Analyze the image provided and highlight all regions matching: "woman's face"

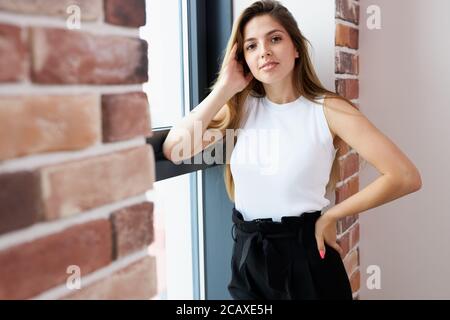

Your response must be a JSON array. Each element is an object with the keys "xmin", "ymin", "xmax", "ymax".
[{"xmin": 242, "ymin": 15, "xmax": 299, "ymax": 85}]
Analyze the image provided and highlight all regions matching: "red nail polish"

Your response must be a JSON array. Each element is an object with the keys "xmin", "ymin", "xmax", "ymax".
[{"xmin": 320, "ymin": 250, "xmax": 325, "ymax": 259}]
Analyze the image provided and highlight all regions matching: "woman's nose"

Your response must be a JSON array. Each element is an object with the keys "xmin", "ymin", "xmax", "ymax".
[{"xmin": 261, "ymin": 45, "xmax": 272, "ymax": 58}]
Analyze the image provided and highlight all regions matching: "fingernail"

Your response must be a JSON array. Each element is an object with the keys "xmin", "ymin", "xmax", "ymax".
[{"xmin": 319, "ymin": 250, "xmax": 325, "ymax": 259}]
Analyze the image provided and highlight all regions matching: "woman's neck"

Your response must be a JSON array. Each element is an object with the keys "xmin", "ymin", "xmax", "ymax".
[{"xmin": 263, "ymin": 79, "xmax": 298, "ymax": 104}]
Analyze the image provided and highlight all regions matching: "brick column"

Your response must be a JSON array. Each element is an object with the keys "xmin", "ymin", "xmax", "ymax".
[
  {"xmin": 0, "ymin": 0, "xmax": 156, "ymax": 299},
  {"xmin": 335, "ymin": 0, "xmax": 361, "ymax": 299}
]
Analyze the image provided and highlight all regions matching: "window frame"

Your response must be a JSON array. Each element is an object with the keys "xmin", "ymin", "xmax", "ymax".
[
  {"xmin": 146, "ymin": 0, "xmax": 233, "ymax": 183},
  {"xmin": 146, "ymin": 0, "xmax": 234, "ymax": 300}
]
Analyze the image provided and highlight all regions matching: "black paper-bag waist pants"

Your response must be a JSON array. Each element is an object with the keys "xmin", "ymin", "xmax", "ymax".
[{"xmin": 228, "ymin": 206, "xmax": 353, "ymax": 300}]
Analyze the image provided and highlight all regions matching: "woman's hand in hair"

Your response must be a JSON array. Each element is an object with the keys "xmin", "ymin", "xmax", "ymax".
[
  {"xmin": 217, "ymin": 42, "xmax": 253, "ymax": 97},
  {"xmin": 314, "ymin": 212, "xmax": 343, "ymax": 260}
]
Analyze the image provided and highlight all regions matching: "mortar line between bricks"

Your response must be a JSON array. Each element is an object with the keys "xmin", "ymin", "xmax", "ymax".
[
  {"xmin": 349, "ymin": 266, "xmax": 360, "ymax": 281},
  {"xmin": 335, "ymin": 46, "xmax": 359, "ymax": 55},
  {"xmin": 0, "ymin": 12, "xmax": 140, "ymax": 37},
  {"xmin": 0, "ymin": 193, "xmax": 148, "ymax": 251},
  {"xmin": 337, "ymin": 148, "xmax": 359, "ymax": 161},
  {"xmin": 335, "ymin": 74, "xmax": 359, "ymax": 80},
  {"xmin": 32, "ymin": 248, "xmax": 151, "ymax": 300},
  {"xmin": 335, "ymin": 170, "xmax": 359, "ymax": 188},
  {"xmin": 344, "ymin": 252, "xmax": 360, "ymax": 279},
  {"xmin": 335, "ymin": 18, "xmax": 359, "ymax": 29},
  {"xmin": 0, "ymin": 137, "xmax": 147, "ymax": 173},
  {"xmin": 337, "ymin": 218, "xmax": 359, "ymax": 241},
  {"xmin": 0, "ymin": 83, "xmax": 144, "ymax": 95},
  {"xmin": 343, "ymin": 245, "xmax": 360, "ymax": 263}
]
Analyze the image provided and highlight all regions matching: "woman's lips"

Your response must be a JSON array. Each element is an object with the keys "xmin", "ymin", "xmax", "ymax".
[{"xmin": 261, "ymin": 63, "xmax": 279, "ymax": 71}]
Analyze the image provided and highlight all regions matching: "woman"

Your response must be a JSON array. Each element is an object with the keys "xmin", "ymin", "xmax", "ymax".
[{"xmin": 163, "ymin": 0, "xmax": 422, "ymax": 300}]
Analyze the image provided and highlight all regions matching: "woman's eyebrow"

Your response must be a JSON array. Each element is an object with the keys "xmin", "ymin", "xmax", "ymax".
[{"xmin": 244, "ymin": 29, "xmax": 284, "ymax": 43}]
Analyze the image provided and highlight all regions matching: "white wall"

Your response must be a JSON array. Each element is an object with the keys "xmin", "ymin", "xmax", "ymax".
[
  {"xmin": 233, "ymin": 0, "xmax": 450, "ymax": 299},
  {"xmin": 359, "ymin": 0, "xmax": 450, "ymax": 299}
]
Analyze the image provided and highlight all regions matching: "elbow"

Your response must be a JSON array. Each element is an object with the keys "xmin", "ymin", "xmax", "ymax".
[
  {"xmin": 403, "ymin": 169, "xmax": 423, "ymax": 193},
  {"xmin": 162, "ymin": 135, "xmax": 192, "ymax": 164},
  {"xmin": 412, "ymin": 172, "xmax": 423, "ymax": 192},
  {"xmin": 162, "ymin": 134, "xmax": 178, "ymax": 163},
  {"xmin": 162, "ymin": 140, "xmax": 181, "ymax": 164},
  {"xmin": 162, "ymin": 141, "xmax": 173, "ymax": 162}
]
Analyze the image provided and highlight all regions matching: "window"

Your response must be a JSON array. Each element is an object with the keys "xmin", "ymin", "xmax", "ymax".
[
  {"xmin": 140, "ymin": 0, "xmax": 185, "ymax": 129},
  {"xmin": 141, "ymin": 0, "xmax": 196, "ymax": 299},
  {"xmin": 142, "ymin": 0, "xmax": 234, "ymax": 300},
  {"xmin": 146, "ymin": 173, "xmax": 194, "ymax": 299}
]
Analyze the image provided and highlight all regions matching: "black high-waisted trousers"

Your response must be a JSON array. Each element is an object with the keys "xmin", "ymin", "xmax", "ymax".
[{"xmin": 228, "ymin": 207, "xmax": 353, "ymax": 300}]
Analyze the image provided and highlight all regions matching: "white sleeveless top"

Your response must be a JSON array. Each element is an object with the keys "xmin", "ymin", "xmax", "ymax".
[{"xmin": 230, "ymin": 94, "xmax": 338, "ymax": 222}]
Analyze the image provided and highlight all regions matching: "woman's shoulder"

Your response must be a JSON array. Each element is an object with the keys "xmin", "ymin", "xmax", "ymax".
[
  {"xmin": 245, "ymin": 93, "xmax": 260, "ymax": 106},
  {"xmin": 322, "ymin": 95, "xmax": 361, "ymax": 140},
  {"xmin": 241, "ymin": 93, "xmax": 261, "ymax": 116},
  {"xmin": 322, "ymin": 95, "xmax": 360, "ymax": 116}
]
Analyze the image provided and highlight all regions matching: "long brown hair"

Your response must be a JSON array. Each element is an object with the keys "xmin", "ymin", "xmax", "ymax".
[{"xmin": 207, "ymin": 0, "xmax": 362, "ymax": 202}]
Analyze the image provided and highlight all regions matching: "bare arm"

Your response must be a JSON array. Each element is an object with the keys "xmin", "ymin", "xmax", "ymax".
[
  {"xmin": 162, "ymin": 42, "xmax": 253, "ymax": 163},
  {"xmin": 322, "ymin": 97, "xmax": 422, "ymax": 222},
  {"xmin": 162, "ymin": 85, "xmax": 233, "ymax": 162},
  {"xmin": 313, "ymin": 97, "xmax": 422, "ymax": 257}
]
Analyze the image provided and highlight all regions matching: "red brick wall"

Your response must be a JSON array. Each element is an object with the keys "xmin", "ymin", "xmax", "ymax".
[
  {"xmin": 0, "ymin": 0, "xmax": 156, "ymax": 299},
  {"xmin": 335, "ymin": 0, "xmax": 361, "ymax": 300}
]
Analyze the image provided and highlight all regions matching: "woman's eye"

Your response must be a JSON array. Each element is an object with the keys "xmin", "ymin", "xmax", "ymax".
[
  {"xmin": 272, "ymin": 36, "xmax": 281, "ymax": 42},
  {"xmin": 246, "ymin": 44, "xmax": 255, "ymax": 51},
  {"xmin": 246, "ymin": 36, "xmax": 282, "ymax": 51}
]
